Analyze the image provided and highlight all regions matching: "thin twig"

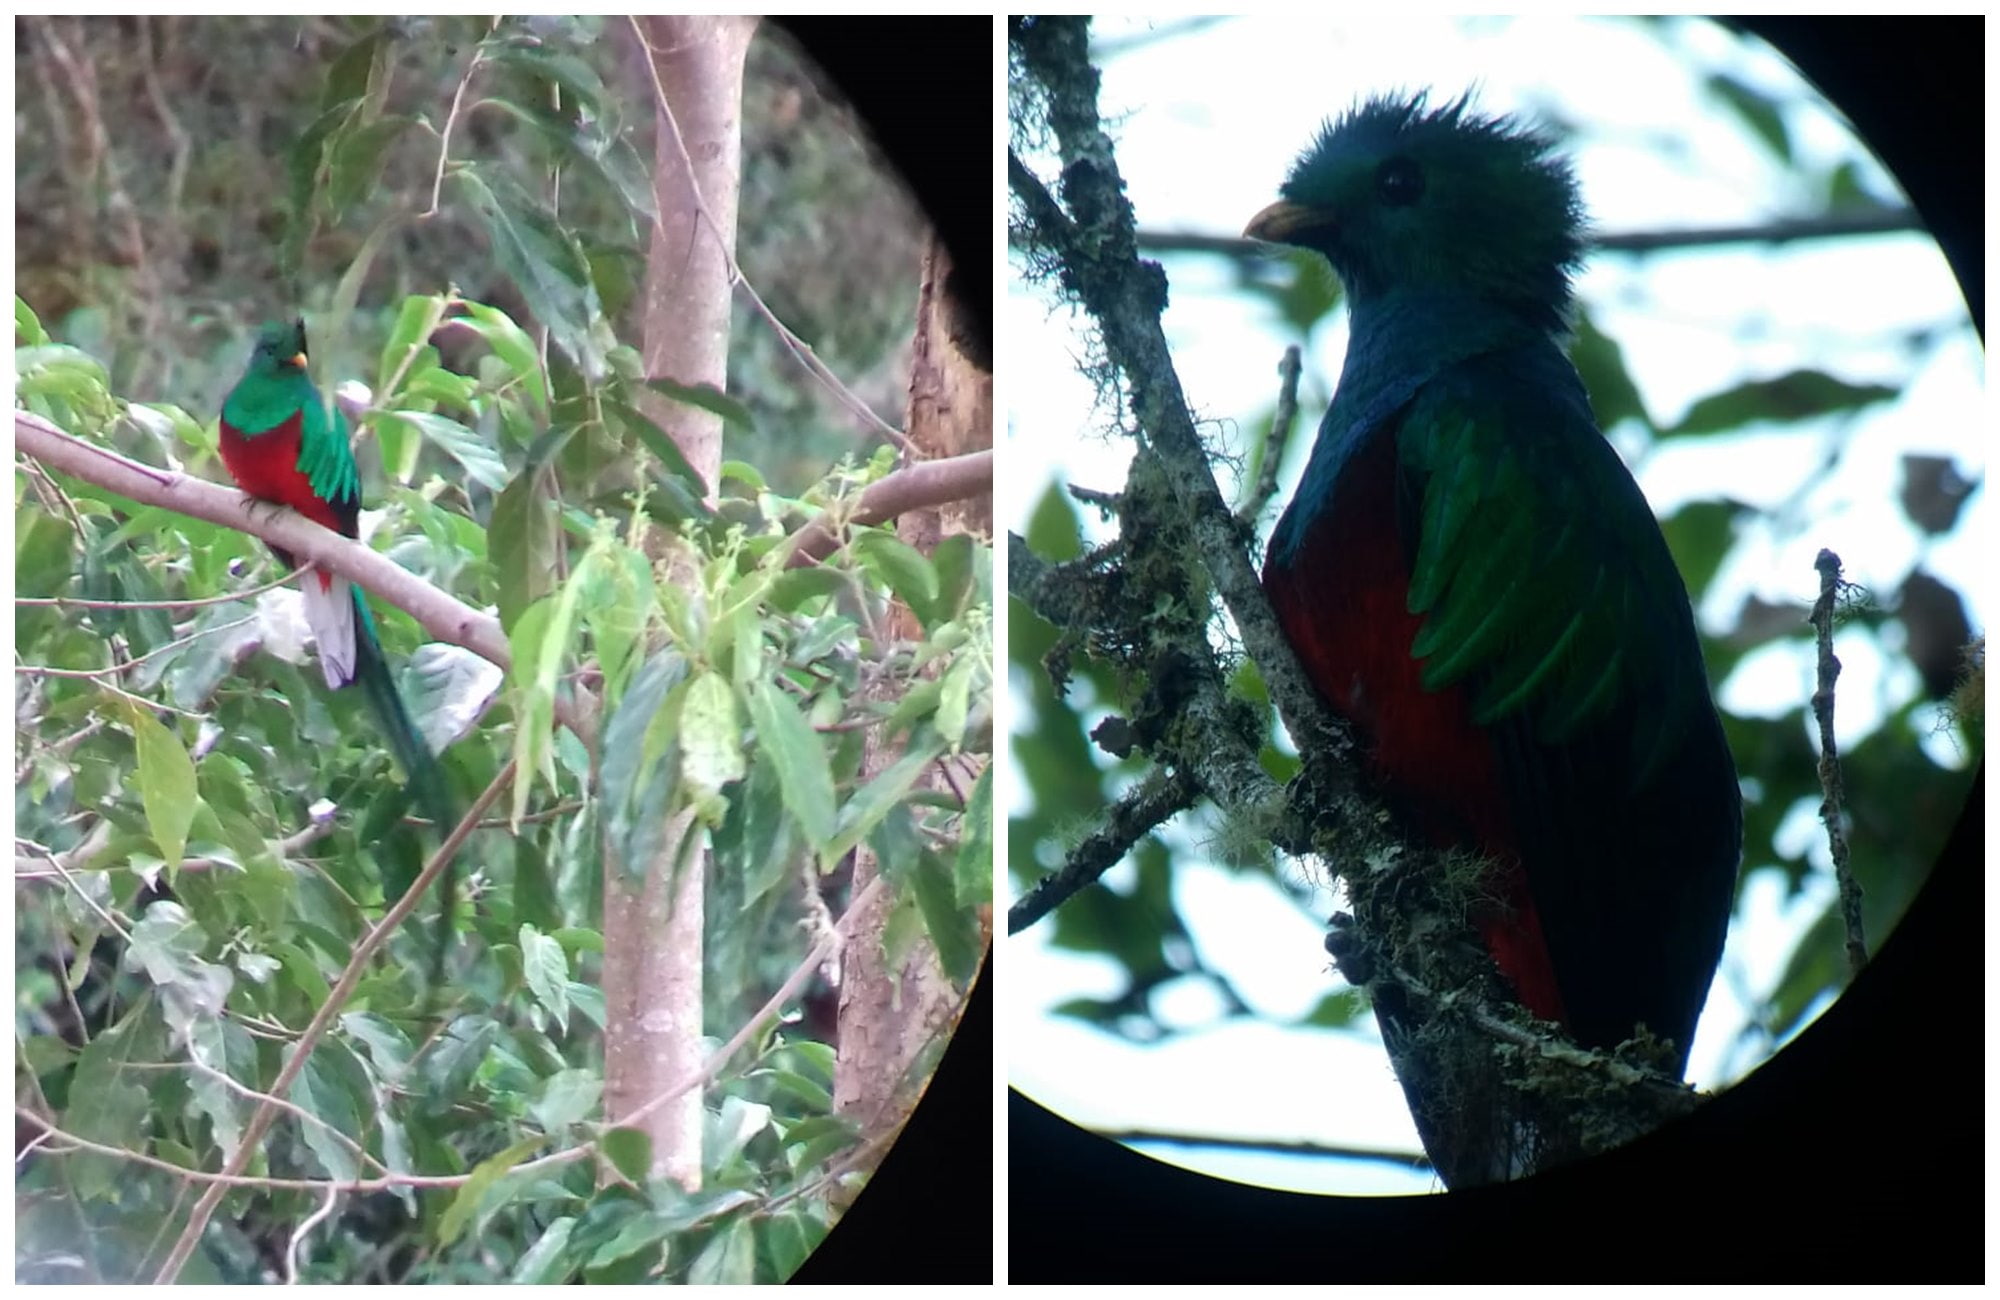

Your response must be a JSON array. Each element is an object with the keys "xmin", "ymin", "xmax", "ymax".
[
  {"xmin": 14, "ymin": 1107, "xmax": 476, "ymax": 1192},
  {"xmin": 15, "ymin": 568, "xmax": 299, "ymax": 610},
  {"xmin": 1009, "ymin": 766, "xmax": 1201, "ymax": 934},
  {"xmin": 286, "ymin": 1182, "xmax": 341, "ymax": 1285},
  {"xmin": 421, "ymin": 41, "xmax": 488, "ymax": 218},
  {"xmin": 614, "ymin": 875, "xmax": 886, "ymax": 1134},
  {"xmin": 152, "ymin": 759, "xmax": 512, "ymax": 1282},
  {"xmin": 1809, "ymin": 548, "xmax": 1867, "ymax": 975},
  {"xmin": 1238, "ymin": 345, "xmax": 1302, "ymax": 527}
]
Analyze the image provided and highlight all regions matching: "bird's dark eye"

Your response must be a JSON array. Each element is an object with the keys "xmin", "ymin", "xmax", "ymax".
[{"xmin": 1376, "ymin": 156, "xmax": 1424, "ymax": 207}]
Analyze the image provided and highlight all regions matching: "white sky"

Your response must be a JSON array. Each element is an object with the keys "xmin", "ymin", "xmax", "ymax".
[{"xmin": 1004, "ymin": 16, "xmax": 1985, "ymax": 1195}]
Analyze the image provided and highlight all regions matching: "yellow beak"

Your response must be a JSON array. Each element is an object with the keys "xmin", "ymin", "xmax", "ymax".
[{"xmin": 1243, "ymin": 199, "xmax": 1330, "ymax": 244}]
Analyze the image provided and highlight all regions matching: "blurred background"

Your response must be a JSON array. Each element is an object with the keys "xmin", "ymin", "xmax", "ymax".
[{"xmin": 15, "ymin": 15, "xmax": 924, "ymax": 494}]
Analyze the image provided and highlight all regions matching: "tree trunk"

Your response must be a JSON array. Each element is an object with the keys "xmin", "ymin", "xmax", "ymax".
[
  {"xmin": 831, "ymin": 233, "xmax": 992, "ymax": 1197},
  {"xmin": 600, "ymin": 13, "xmax": 755, "ymax": 1192}
]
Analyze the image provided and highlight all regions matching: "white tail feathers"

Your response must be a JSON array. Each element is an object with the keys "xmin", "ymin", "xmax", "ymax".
[{"xmin": 301, "ymin": 572, "xmax": 358, "ymax": 689}]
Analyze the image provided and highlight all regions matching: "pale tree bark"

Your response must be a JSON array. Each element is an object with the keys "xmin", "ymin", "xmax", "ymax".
[
  {"xmin": 832, "ymin": 234, "xmax": 994, "ymax": 1198},
  {"xmin": 600, "ymin": 13, "xmax": 755, "ymax": 1193}
]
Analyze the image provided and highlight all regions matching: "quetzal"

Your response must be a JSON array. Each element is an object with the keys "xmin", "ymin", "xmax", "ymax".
[
  {"xmin": 218, "ymin": 320, "xmax": 459, "ymax": 899},
  {"xmin": 1247, "ymin": 95, "xmax": 1741, "ymax": 1186}
]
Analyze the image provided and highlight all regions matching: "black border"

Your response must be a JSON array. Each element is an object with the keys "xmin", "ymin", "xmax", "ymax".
[{"xmin": 775, "ymin": 17, "xmax": 996, "ymax": 1285}]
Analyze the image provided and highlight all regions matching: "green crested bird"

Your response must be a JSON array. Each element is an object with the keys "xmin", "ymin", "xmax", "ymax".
[{"xmin": 1249, "ymin": 94, "xmax": 1742, "ymax": 1186}]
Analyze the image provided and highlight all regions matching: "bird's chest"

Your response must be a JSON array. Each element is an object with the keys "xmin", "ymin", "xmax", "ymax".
[
  {"xmin": 1262, "ymin": 427, "xmax": 1499, "ymax": 837},
  {"xmin": 218, "ymin": 411, "xmax": 309, "ymax": 507}
]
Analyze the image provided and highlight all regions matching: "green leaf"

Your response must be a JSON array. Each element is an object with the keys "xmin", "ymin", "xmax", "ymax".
[
  {"xmin": 283, "ymin": 103, "xmax": 356, "ymax": 282},
  {"xmin": 490, "ymin": 470, "xmax": 560, "ymax": 634},
  {"xmin": 510, "ymin": 1216, "xmax": 578, "ymax": 1284},
  {"xmin": 530, "ymin": 1068, "xmax": 600, "ymax": 1134},
  {"xmin": 1709, "ymin": 73, "xmax": 1791, "ymax": 163},
  {"xmin": 287, "ymin": 1040, "xmax": 368, "ymax": 1181},
  {"xmin": 17, "ymin": 296, "xmax": 49, "ymax": 344},
  {"xmin": 1571, "ymin": 313, "xmax": 1651, "ymax": 434},
  {"xmin": 600, "ymin": 1126, "xmax": 652, "ymax": 1183},
  {"xmin": 1666, "ymin": 369, "xmax": 1898, "ymax": 437},
  {"xmin": 936, "ymin": 655, "xmax": 975, "ymax": 751},
  {"xmin": 600, "ymin": 649, "xmax": 688, "ymax": 877},
  {"xmin": 853, "ymin": 530, "xmax": 939, "ymax": 608},
  {"xmin": 604, "ymin": 395, "xmax": 711, "ymax": 495},
  {"xmin": 586, "ymin": 1208, "xmax": 677, "ymax": 1272},
  {"xmin": 917, "ymin": 533, "xmax": 980, "ymax": 631},
  {"xmin": 706, "ymin": 1095, "xmax": 773, "ymax": 1172},
  {"xmin": 779, "ymin": 1114, "xmax": 859, "ymax": 1178},
  {"xmin": 688, "ymin": 1216, "xmax": 757, "ymax": 1285},
  {"xmin": 911, "ymin": 848, "xmax": 981, "ymax": 984},
  {"xmin": 328, "ymin": 115, "xmax": 416, "ymax": 215},
  {"xmin": 762, "ymin": 1069, "xmax": 833, "ymax": 1114},
  {"xmin": 956, "ymin": 764, "xmax": 992, "ymax": 908},
  {"xmin": 828, "ymin": 734, "xmax": 946, "ymax": 863},
  {"xmin": 508, "ymin": 596, "xmax": 560, "ymax": 821},
  {"xmin": 454, "ymin": 167, "xmax": 609, "ymax": 379},
  {"xmin": 745, "ymin": 682, "xmax": 837, "ymax": 844},
  {"xmin": 768, "ymin": 567, "xmax": 845, "ymax": 613},
  {"xmin": 487, "ymin": 38, "xmax": 609, "ymax": 116},
  {"xmin": 378, "ymin": 410, "xmax": 509, "ymax": 491},
  {"xmin": 61, "ymin": 1043, "xmax": 150, "ymax": 1200},
  {"xmin": 640, "ymin": 376, "xmax": 757, "ymax": 434},
  {"xmin": 322, "ymin": 28, "xmax": 391, "ymax": 111},
  {"xmin": 758, "ymin": 1209, "xmax": 818, "ymax": 1283},
  {"xmin": 439, "ymin": 1136, "xmax": 546, "ymax": 1246},
  {"xmin": 1659, "ymin": 499, "xmax": 1752, "ymax": 604},
  {"xmin": 127, "ymin": 703, "xmax": 197, "ymax": 867},
  {"xmin": 459, "ymin": 299, "xmax": 548, "ymax": 417},
  {"xmin": 681, "ymin": 670, "xmax": 747, "ymax": 815},
  {"xmin": 579, "ymin": 540, "xmax": 655, "ymax": 706},
  {"xmin": 520, "ymin": 923, "xmax": 571, "ymax": 1030}
]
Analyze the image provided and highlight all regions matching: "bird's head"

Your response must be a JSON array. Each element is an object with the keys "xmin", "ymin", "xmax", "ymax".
[
  {"xmin": 1246, "ymin": 93, "xmax": 1583, "ymax": 331},
  {"xmin": 246, "ymin": 318, "xmax": 311, "ymax": 376}
]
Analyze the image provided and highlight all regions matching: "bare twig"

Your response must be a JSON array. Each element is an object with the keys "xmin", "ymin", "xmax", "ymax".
[
  {"xmin": 1237, "ymin": 345, "xmax": 1301, "ymax": 527},
  {"xmin": 15, "ymin": 569, "xmax": 298, "ymax": 610},
  {"xmin": 1008, "ymin": 766, "xmax": 1200, "ymax": 934},
  {"xmin": 286, "ymin": 1182, "xmax": 341, "ymax": 1285},
  {"xmin": 615, "ymin": 875, "xmax": 886, "ymax": 1134},
  {"xmin": 16, "ymin": 412, "xmax": 513, "ymax": 701},
  {"xmin": 1809, "ymin": 548, "xmax": 1867, "ymax": 976}
]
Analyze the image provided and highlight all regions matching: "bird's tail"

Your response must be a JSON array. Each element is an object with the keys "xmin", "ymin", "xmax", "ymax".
[{"xmin": 350, "ymin": 590, "xmax": 461, "ymax": 996}]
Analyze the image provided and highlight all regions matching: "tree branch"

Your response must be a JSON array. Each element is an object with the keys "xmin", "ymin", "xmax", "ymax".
[
  {"xmin": 783, "ymin": 448, "xmax": 992, "ymax": 566},
  {"xmin": 1810, "ymin": 547, "xmax": 1867, "ymax": 976},
  {"xmin": 17, "ymin": 411, "xmax": 506, "ymax": 671}
]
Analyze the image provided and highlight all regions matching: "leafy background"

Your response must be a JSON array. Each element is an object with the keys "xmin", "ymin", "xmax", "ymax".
[{"xmin": 17, "ymin": 16, "xmax": 989, "ymax": 1283}]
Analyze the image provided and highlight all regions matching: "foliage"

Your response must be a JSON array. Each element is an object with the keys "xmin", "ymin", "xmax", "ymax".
[{"xmin": 16, "ymin": 17, "xmax": 987, "ymax": 1286}]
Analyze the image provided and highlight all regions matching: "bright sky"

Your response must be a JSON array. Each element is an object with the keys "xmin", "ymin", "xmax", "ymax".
[{"xmin": 1005, "ymin": 16, "xmax": 1985, "ymax": 1195}]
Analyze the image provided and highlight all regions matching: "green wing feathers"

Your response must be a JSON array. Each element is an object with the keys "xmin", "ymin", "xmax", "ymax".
[
  {"xmin": 1396, "ymin": 366, "xmax": 1693, "ymax": 778},
  {"xmin": 295, "ymin": 399, "xmax": 362, "ymax": 516}
]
